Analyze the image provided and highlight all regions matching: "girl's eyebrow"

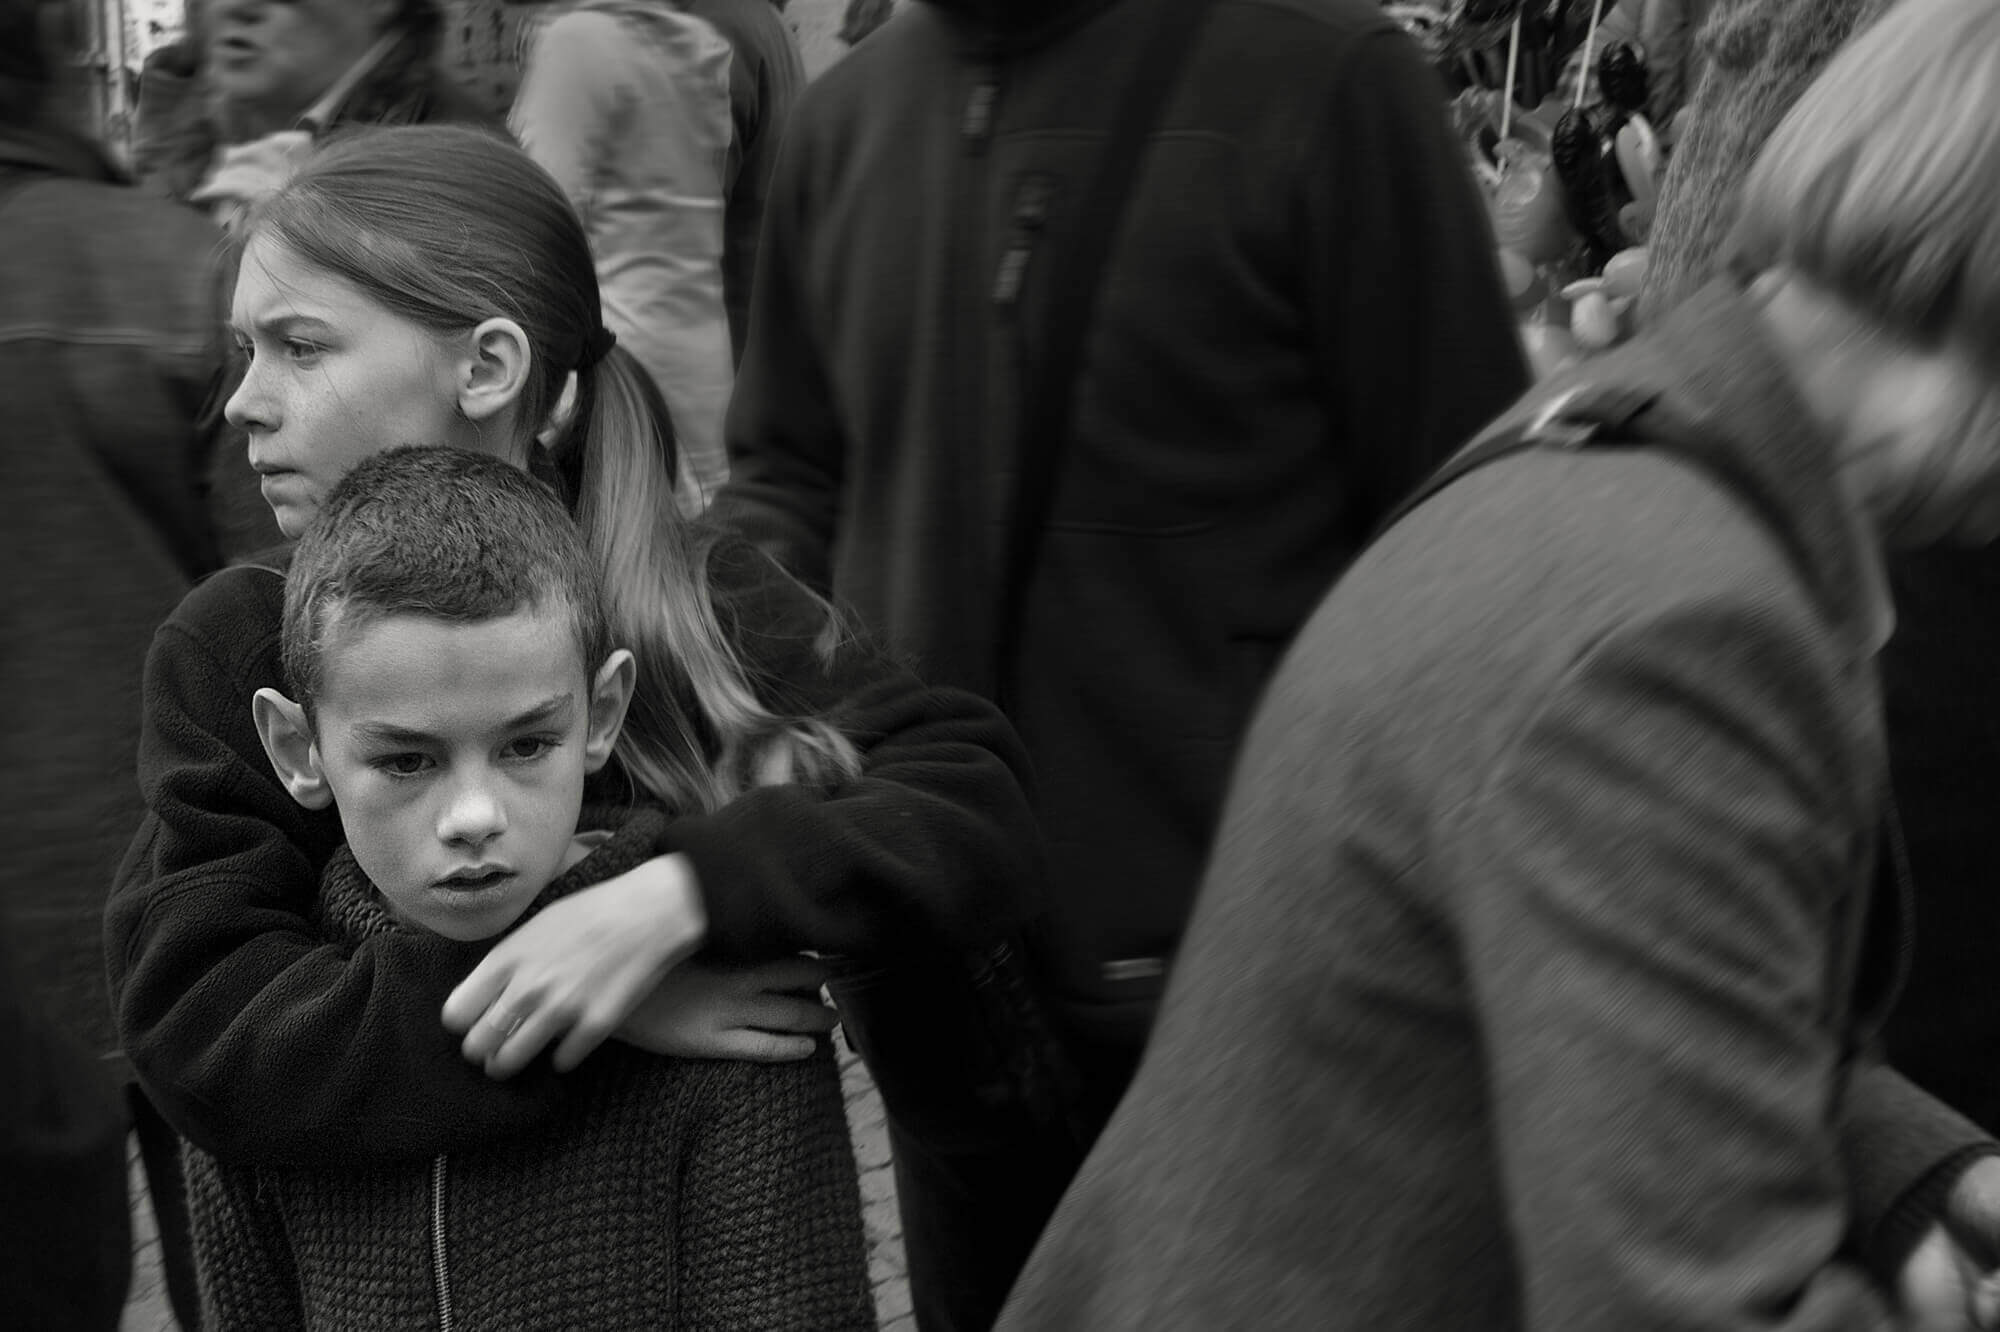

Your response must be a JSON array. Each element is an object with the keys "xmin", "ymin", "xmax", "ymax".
[{"xmin": 226, "ymin": 313, "xmax": 337, "ymax": 340}]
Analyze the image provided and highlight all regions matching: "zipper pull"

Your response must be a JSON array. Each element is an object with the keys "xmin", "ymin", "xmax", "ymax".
[
  {"xmin": 992, "ymin": 175, "xmax": 1055, "ymax": 308},
  {"xmin": 962, "ymin": 78, "xmax": 998, "ymax": 150}
]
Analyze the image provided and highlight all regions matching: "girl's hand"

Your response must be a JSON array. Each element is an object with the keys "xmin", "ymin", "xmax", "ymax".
[
  {"xmin": 616, "ymin": 956, "xmax": 838, "ymax": 1062},
  {"xmin": 442, "ymin": 853, "xmax": 707, "ymax": 1078}
]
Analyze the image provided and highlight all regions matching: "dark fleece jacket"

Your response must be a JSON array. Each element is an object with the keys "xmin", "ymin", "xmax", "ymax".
[
  {"xmin": 109, "ymin": 536, "xmax": 1042, "ymax": 1165},
  {"xmin": 183, "ymin": 806, "xmax": 873, "ymax": 1332},
  {"xmin": 715, "ymin": 0, "xmax": 1528, "ymax": 1043}
]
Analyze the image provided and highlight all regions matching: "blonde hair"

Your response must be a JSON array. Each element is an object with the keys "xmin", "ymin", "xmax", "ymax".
[
  {"xmin": 1731, "ymin": 0, "xmax": 2000, "ymax": 364},
  {"xmin": 251, "ymin": 124, "xmax": 860, "ymax": 813}
]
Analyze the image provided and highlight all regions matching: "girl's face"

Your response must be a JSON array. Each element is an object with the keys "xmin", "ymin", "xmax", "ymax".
[{"xmin": 227, "ymin": 234, "xmax": 495, "ymax": 539}]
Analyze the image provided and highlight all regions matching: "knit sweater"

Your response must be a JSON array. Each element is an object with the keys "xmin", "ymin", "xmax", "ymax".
[
  {"xmin": 183, "ymin": 806, "xmax": 873, "ymax": 1332},
  {"xmin": 110, "ymin": 535, "xmax": 1042, "ymax": 1166}
]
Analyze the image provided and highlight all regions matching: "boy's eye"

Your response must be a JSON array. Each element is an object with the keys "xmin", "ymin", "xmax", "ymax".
[
  {"xmin": 281, "ymin": 339, "xmax": 323, "ymax": 363},
  {"xmin": 504, "ymin": 737, "xmax": 555, "ymax": 762},
  {"xmin": 375, "ymin": 753, "xmax": 433, "ymax": 777}
]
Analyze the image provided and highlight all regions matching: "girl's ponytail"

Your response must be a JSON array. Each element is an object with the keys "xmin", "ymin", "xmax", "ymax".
[{"xmin": 565, "ymin": 346, "xmax": 861, "ymax": 813}]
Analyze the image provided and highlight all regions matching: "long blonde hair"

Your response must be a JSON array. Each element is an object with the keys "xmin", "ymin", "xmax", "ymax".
[{"xmin": 250, "ymin": 123, "xmax": 859, "ymax": 811}]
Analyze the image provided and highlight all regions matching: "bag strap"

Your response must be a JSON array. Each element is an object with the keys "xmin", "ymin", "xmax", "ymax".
[{"xmin": 993, "ymin": 0, "xmax": 1219, "ymax": 704}]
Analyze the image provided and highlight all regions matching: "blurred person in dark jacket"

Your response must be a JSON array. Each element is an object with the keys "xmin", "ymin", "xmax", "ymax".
[
  {"xmin": 0, "ymin": 0, "xmax": 232, "ymax": 1324},
  {"xmin": 711, "ymin": 0, "xmax": 1529, "ymax": 1324}
]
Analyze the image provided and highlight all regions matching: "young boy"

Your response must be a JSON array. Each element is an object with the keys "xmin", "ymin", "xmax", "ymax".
[{"xmin": 181, "ymin": 447, "xmax": 873, "ymax": 1330}]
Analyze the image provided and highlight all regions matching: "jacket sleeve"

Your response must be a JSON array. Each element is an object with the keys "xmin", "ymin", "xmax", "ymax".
[
  {"xmin": 710, "ymin": 115, "xmax": 843, "ymax": 595},
  {"xmin": 669, "ymin": 541, "xmax": 1044, "ymax": 961},
  {"xmin": 1840, "ymin": 1061, "xmax": 2000, "ymax": 1281},
  {"xmin": 1305, "ymin": 29, "xmax": 1529, "ymax": 523},
  {"xmin": 1454, "ymin": 599, "xmax": 1898, "ymax": 1329},
  {"xmin": 106, "ymin": 575, "xmax": 569, "ymax": 1167},
  {"xmin": 673, "ymin": 1050, "xmax": 874, "ymax": 1330}
]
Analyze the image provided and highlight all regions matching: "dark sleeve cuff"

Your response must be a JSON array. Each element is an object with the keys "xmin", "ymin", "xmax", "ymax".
[{"xmin": 1866, "ymin": 1141, "xmax": 2000, "ymax": 1284}]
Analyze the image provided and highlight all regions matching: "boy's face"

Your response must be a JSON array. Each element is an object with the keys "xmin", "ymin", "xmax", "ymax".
[{"xmin": 308, "ymin": 603, "xmax": 606, "ymax": 942}]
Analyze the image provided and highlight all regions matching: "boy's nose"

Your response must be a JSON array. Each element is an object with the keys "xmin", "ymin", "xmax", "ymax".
[{"xmin": 438, "ymin": 780, "xmax": 507, "ymax": 848}]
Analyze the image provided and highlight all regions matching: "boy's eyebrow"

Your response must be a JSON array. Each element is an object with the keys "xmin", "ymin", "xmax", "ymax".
[
  {"xmin": 503, "ymin": 693, "xmax": 577, "ymax": 730},
  {"xmin": 226, "ymin": 312, "xmax": 336, "ymax": 340},
  {"xmin": 347, "ymin": 694, "xmax": 576, "ymax": 747}
]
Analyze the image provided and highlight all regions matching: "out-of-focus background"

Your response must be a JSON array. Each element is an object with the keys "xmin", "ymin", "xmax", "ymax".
[{"xmin": 71, "ymin": 0, "xmax": 892, "ymax": 157}]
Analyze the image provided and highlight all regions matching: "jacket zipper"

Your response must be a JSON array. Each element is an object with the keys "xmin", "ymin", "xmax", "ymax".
[
  {"xmin": 955, "ymin": 59, "xmax": 1004, "ymax": 676},
  {"xmin": 430, "ymin": 1155, "xmax": 456, "ymax": 1332}
]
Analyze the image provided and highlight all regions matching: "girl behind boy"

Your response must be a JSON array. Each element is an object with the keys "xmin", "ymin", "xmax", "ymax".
[{"xmin": 189, "ymin": 447, "xmax": 871, "ymax": 1329}]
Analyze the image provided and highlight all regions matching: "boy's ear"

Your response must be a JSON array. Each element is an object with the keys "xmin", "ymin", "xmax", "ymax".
[
  {"xmin": 251, "ymin": 688, "xmax": 334, "ymax": 810},
  {"xmin": 583, "ymin": 650, "xmax": 637, "ymax": 774}
]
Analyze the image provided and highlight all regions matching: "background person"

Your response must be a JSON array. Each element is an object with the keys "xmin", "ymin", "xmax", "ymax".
[
  {"xmin": 0, "ymin": 1, "xmax": 232, "ymax": 1324},
  {"xmin": 1001, "ymin": 0, "xmax": 2000, "ymax": 1323},
  {"xmin": 507, "ymin": 0, "xmax": 807, "ymax": 508},
  {"xmin": 711, "ymin": 0, "xmax": 1529, "ymax": 1323}
]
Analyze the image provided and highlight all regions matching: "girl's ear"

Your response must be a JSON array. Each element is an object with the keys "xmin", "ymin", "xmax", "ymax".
[
  {"xmin": 583, "ymin": 650, "xmax": 638, "ymax": 773},
  {"xmin": 251, "ymin": 688, "xmax": 334, "ymax": 810},
  {"xmin": 457, "ymin": 317, "xmax": 534, "ymax": 425}
]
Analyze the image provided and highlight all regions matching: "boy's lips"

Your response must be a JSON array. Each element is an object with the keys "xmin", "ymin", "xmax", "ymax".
[{"xmin": 435, "ymin": 866, "xmax": 513, "ymax": 892}]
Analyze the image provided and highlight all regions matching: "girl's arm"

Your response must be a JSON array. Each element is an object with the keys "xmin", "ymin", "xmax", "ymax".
[
  {"xmin": 107, "ymin": 568, "xmax": 825, "ymax": 1165},
  {"xmin": 105, "ymin": 568, "xmax": 569, "ymax": 1166},
  {"xmin": 446, "ymin": 540, "xmax": 1047, "ymax": 1078}
]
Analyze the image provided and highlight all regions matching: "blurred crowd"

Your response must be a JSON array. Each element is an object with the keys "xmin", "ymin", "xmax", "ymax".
[{"xmin": 9, "ymin": 0, "xmax": 2000, "ymax": 1329}]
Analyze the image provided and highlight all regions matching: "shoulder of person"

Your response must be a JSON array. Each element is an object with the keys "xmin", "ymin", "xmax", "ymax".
[{"xmin": 159, "ymin": 555, "xmax": 290, "ymax": 671}]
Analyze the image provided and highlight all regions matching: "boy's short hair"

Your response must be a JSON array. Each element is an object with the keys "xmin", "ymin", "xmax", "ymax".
[
  {"xmin": 1730, "ymin": 0, "xmax": 2000, "ymax": 366},
  {"xmin": 282, "ymin": 447, "xmax": 608, "ymax": 719}
]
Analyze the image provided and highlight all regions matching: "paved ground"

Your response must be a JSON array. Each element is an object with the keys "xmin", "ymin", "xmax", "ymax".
[{"xmin": 119, "ymin": 1034, "xmax": 913, "ymax": 1330}]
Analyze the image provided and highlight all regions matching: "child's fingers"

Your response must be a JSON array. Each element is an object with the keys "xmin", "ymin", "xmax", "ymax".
[
  {"xmin": 745, "ymin": 992, "xmax": 840, "ymax": 1035},
  {"xmin": 713, "ymin": 1029, "xmax": 818, "ymax": 1063},
  {"xmin": 442, "ymin": 959, "xmax": 512, "ymax": 1035},
  {"xmin": 547, "ymin": 1010, "xmax": 623, "ymax": 1075},
  {"xmin": 483, "ymin": 1001, "xmax": 577, "ymax": 1080}
]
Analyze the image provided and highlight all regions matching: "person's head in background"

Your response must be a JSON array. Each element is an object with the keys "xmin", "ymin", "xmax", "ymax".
[
  {"xmin": 226, "ymin": 122, "xmax": 856, "ymax": 813},
  {"xmin": 203, "ymin": 0, "xmax": 442, "ymax": 135},
  {"xmin": 254, "ymin": 447, "xmax": 636, "ymax": 942},
  {"xmin": 1731, "ymin": 0, "xmax": 2000, "ymax": 547}
]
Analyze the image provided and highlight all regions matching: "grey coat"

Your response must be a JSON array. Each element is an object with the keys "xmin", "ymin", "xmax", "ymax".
[{"xmin": 999, "ymin": 285, "xmax": 1993, "ymax": 1330}]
